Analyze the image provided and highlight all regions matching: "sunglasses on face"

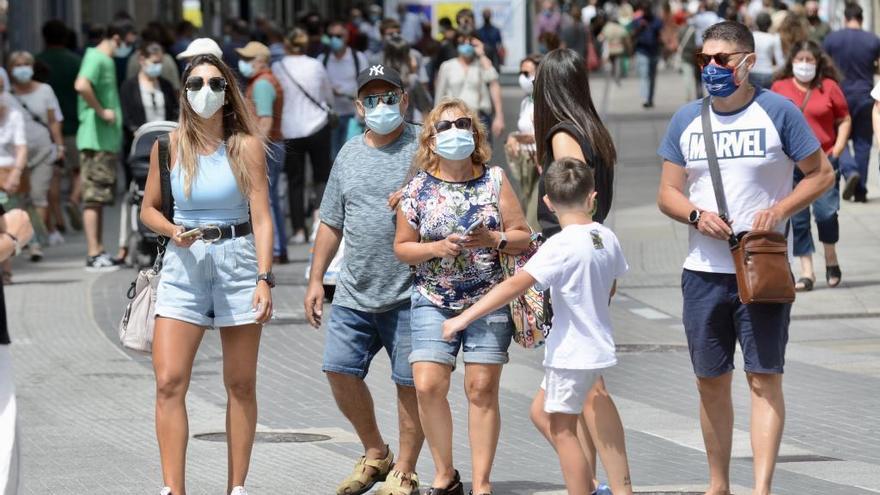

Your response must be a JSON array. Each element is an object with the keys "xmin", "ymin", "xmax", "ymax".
[
  {"xmin": 696, "ymin": 51, "xmax": 750, "ymax": 67},
  {"xmin": 434, "ymin": 117, "xmax": 472, "ymax": 133},
  {"xmin": 185, "ymin": 76, "xmax": 227, "ymax": 92},
  {"xmin": 360, "ymin": 91, "xmax": 401, "ymax": 109}
]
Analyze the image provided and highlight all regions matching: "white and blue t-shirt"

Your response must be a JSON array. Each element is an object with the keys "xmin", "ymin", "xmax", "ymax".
[{"xmin": 657, "ymin": 88, "xmax": 820, "ymax": 274}]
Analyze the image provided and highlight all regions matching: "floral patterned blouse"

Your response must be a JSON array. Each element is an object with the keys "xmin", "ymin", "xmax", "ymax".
[{"xmin": 400, "ymin": 165, "xmax": 504, "ymax": 310}]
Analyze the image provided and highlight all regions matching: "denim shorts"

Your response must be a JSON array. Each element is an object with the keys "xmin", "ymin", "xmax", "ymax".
[
  {"xmin": 322, "ymin": 302, "xmax": 414, "ymax": 386},
  {"xmin": 409, "ymin": 291, "xmax": 513, "ymax": 368},
  {"xmin": 681, "ymin": 269, "xmax": 791, "ymax": 377},
  {"xmin": 155, "ymin": 234, "xmax": 259, "ymax": 328}
]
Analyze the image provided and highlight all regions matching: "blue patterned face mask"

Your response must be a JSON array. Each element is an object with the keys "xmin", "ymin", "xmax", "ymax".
[{"xmin": 702, "ymin": 56, "xmax": 749, "ymax": 98}]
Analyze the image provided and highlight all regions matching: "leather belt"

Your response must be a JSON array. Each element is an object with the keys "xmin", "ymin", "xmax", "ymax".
[{"xmin": 183, "ymin": 221, "xmax": 252, "ymax": 243}]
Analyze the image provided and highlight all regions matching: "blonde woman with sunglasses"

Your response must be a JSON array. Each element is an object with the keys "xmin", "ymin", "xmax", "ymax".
[{"xmin": 140, "ymin": 54, "xmax": 273, "ymax": 495}]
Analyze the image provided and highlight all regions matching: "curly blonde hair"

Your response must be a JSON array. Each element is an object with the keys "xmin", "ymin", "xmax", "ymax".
[{"xmin": 414, "ymin": 98, "xmax": 492, "ymax": 174}]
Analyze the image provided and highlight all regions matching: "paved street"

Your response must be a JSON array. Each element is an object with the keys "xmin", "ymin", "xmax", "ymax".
[{"xmin": 5, "ymin": 69, "xmax": 879, "ymax": 494}]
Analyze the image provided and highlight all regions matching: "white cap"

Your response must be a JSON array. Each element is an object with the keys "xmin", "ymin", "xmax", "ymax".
[{"xmin": 176, "ymin": 38, "xmax": 223, "ymax": 60}]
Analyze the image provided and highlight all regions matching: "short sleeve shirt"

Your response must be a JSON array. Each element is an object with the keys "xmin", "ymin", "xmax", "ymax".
[
  {"xmin": 13, "ymin": 83, "xmax": 59, "ymax": 149},
  {"xmin": 823, "ymin": 28, "xmax": 880, "ymax": 112},
  {"xmin": 0, "ymin": 107, "xmax": 26, "ymax": 167},
  {"xmin": 399, "ymin": 166, "xmax": 503, "ymax": 310},
  {"xmin": 436, "ymin": 58, "xmax": 498, "ymax": 115},
  {"xmin": 523, "ymin": 223, "xmax": 628, "ymax": 369},
  {"xmin": 251, "ymin": 79, "xmax": 276, "ymax": 118},
  {"xmin": 76, "ymin": 47, "xmax": 122, "ymax": 152},
  {"xmin": 319, "ymin": 123, "xmax": 421, "ymax": 313},
  {"xmin": 657, "ymin": 89, "xmax": 821, "ymax": 274},
  {"xmin": 771, "ymin": 78, "xmax": 849, "ymax": 154}
]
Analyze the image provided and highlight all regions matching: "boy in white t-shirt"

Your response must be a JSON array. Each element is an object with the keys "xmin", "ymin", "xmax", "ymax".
[{"xmin": 442, "ymin": 158, "xmax": 632, "ymax": 495}]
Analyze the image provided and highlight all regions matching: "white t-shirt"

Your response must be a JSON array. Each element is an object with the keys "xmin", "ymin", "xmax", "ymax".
[
  {"xmin": 323, "ymin": 48, "xmax": 369, "ymax": 116},
  {"xmin": 658, "ymin": 89, "xmax": 821, "ymax": 274},
  {"xmin": 517, "ymin": 97, "xmax": 534, "ymax": 134},
  {"xmin": 273, "ymin": 55, "xmax": 334, "ymax": 139},
  {"xmin": 524, "ymin": 223, "xmax": 628, "ymax": 370},
  {"xmin": 752, "ymin": 32, "xmax": 784, "ymax": 75},
  {"xmin": 0, "ymin": 106, "xmax": 26, "ymax": 167}
]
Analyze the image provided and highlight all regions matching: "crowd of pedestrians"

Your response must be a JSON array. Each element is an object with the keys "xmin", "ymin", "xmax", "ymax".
[{"xmin": 1, "ymin": 1, "xmax": 879, "ymax": 495}]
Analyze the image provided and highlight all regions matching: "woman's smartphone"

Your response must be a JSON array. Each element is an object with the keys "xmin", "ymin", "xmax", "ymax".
[
  {"xmin": 178, "ymin": 227, "xmax": 202, "ymax": 240},
  {"xmin": 463, "ymin": 217, "xmax": 486, "ymax": 236}
]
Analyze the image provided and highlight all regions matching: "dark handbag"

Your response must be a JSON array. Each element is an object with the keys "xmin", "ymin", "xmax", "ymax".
[
  {"xmin": 700, "ymin": 97, "xmax": 795, "ymax": 304},
  {"xmin": 277, "ymin": 61, "xmax": 340, "ymax": 129}
]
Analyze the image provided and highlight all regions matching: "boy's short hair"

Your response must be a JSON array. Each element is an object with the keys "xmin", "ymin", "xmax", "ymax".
[
  {"xmin": 844, "ymin": 2, "xmax": 863, "ymax": 22},
  {"xmin": 702, "ymin": 20, "xmax": 755, "ymax": 52},
  {"xmin": 544, "ymin": 158, "xmax": 595, "ymax": 206}
]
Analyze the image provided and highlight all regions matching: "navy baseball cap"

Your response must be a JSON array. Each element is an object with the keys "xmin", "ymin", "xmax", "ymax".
[{"xmin": 356, "ymin": 64, "xmax": 405, "ymax": 93}]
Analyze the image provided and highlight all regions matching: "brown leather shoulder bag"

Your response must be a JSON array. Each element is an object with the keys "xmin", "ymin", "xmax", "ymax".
[{"xmin": 700, "ymin": 97, "xmax": 795, "ymax": 304}]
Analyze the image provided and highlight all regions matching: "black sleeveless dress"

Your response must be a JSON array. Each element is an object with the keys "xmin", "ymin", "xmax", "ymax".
[{"xmin": 537, "ymin": 122, "xmax": 614, "ymax": 237}]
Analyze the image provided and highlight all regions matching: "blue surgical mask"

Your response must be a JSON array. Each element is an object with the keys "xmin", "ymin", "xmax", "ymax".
[
  {"xmin": 11, "ymin": 66, "xmax": 33, "ymax": 83},
  {"xmin": 364, "ymin": 102, "xmax": 404, "ymax": 135},
  {"xmin": 238, "ymin": 60, "xmax": 255, "ymax": 78},
  {"xmin": 329, "ymin": 36, "xmax": 346, "ymax": 53},
  {"xmin": 701, "ymin": 57, "xmax": 749, "ymax": 98},
  {"xmin": 458, "ymin": 43, "xmax": 475, "ymax": 58},
  {"xmin": 435, "ymin": 128, "xmax": 475, "ymax": 161},
  {"xmin": 114, "ymin": 42, "xmax": 133, "ymax": 58},
  {"xmin": 144, "ymin": 62, "xmax": 162, "ymax": 78}
]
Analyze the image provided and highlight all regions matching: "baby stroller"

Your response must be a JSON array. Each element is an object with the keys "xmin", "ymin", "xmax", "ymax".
[{"xmin": 118, "ymin": 120, "xmax": 178, "ymax": 268}]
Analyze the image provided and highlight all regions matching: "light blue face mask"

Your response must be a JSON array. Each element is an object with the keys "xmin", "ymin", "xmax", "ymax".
[
  {"xmin": 114, "ymin": 42, "xmax": 133, "ymax": 58},
  {"xmin": 364, "ymin": 103, "xmax": 403, "ymax": 135},
  {"xmin": 238, "ymin": 60, "xmax": 255, "ymax": 78},
  {"xmin": 144, "ymin": 62, "xmax": 162, "ymax": 78},
  {"xmin": 435, "ymin": 128, "xmax": 475, "ymax": 161},
  {"xmin": 458, "ymin": 43, "xmax": 475, "ymax": 58},
  {"xmin": 329, "ymin": 36, "xmax": 346, "ymax": 53},
  {"xmin": 11, "ymin": 66, "xmax": 33, "ymax": 83}
]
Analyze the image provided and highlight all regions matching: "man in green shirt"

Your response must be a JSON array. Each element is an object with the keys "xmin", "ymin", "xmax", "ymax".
[{"xmin": 74, "ymin": 19, "xmax": 134, "ymax": 271}]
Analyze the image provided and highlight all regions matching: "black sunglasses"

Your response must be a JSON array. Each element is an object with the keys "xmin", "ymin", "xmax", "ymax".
[
  {"xmin": 696, "ymin": 51, "xmax": 750, "ymax": 67},
  {"xmin": 185, "ymin": 76, "xmax": 227, "ymax": 93},
  {"xmin": 434, "ymin": 117, "xmax": 472, "ymax": 133},
  {"xmin": 360, "ymin": 91, "xmax": 401, "ymax": 109}
]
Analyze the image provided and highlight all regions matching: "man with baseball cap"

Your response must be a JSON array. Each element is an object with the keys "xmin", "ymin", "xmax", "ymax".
[
  {"xmin": 305, "ymin": 64, "xmax": 424, "ymax": 495},
  {"xmin": 236, "ymin": 41, "xmax": 289, "ymax": 264}
]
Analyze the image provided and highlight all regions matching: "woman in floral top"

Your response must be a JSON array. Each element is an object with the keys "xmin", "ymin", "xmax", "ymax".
[{"xmin": 394, "ymin": 98, "xmax": 530, "ymax": 495}]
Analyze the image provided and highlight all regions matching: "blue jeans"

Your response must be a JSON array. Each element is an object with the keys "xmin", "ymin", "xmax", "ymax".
[
  {"xmin": 322, "ymin": 301, "xmax": 414, "ymax": 386},
  {"xmin": 839, "ymin": 105, "xmax": 873, "ymax": 196},
  {"xmin": 267, "ymin": 141, "xmax": 287, "ymax": 257},
  {"xmin": 635, "ymin": 52, "xmax": 658, "ymax": 105},
  {"xmin": 792, "ymin": 156, "xmax": 840, "ymax": 256},
  {"xmin": 408, "ymin": 291, "xmax": 513, "ymax": 368},
  {"xmin": 330, "ymin": 114, "xmax": 355, "ymax": 162}
]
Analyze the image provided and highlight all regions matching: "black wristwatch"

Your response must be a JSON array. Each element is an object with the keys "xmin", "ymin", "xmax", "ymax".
[
  {"xmin": 257, "ymin": 272, "xmax": 276, "ymax": 288},
  {"xmin": 688, "ymin": 209, "xmax": 702, "ymax": 228}
]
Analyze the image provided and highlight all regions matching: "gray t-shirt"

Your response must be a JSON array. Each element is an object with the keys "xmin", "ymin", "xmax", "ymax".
[{"xmin": 319, "ymin": 122, "xmax": 420, "ymax": 312}]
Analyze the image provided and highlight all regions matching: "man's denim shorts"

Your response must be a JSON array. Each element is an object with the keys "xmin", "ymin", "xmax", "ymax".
[
  {"xmin": 155, "ymin": 235, "xmax": 259, "ymax": 328},
  {"xmin": 681, "ymin": 269, "xmax": 791, "ymax": 377},
  {"xmin": 322, "ymin": 301, "xmax": 414, "ymax": 387},
  {"xmin": 409, "ymin": 291, "xmax": 513, "ymax": 368}
]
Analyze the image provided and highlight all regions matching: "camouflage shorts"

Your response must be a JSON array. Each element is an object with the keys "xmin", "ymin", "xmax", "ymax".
[{"xmin": 80, "ymin": 150, "xmax": 117, "ymax": 205}]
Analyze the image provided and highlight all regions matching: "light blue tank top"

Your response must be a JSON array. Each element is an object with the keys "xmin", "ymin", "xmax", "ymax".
[{"xmin": 171, "ymin": 143, "xmax": 249, "ymax": 226}]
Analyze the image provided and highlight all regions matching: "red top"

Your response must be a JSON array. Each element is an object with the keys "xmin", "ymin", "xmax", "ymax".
[{"xmin": 770, "ymin": 77, "xmax": 849, "ymax": 154}]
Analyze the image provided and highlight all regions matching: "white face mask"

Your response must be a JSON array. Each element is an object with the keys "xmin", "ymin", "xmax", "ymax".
[
  {"xmin": 792, "ymin": 62, "xmax": 817, "ymax": 84},
  {"xmin": 518, "ymin": 73, "xmax": 534, "ymax": 96},
  {"xmin": 186, "ymin": 87, "xmax": 225, "ymax": 119}
]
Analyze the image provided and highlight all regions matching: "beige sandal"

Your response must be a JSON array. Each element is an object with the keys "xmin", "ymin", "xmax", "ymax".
[
  {"xmin": 336, "ymin": 445, "xmax": 394, "ymax": 495},
  {"xmin": 377, "ymin": 470, "xmax": 420, "ymax": 495}
]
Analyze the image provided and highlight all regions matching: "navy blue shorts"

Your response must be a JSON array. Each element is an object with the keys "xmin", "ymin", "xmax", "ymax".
[{"xmin": 681, "ymin": 269, "xmax": 791, "ymax": 378}]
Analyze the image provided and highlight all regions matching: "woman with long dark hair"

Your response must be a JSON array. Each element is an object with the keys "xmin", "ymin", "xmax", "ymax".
[
  {"xmin": 531, "ymin": 47, "xmax": 633, "ymax": 495},
  {"xmin": 771, "ymin": 40, "xmax": 851, "ymax": 290},
  {"xmin": 140, "ymin": 54, "xmax": 273, "ymax": 495}
]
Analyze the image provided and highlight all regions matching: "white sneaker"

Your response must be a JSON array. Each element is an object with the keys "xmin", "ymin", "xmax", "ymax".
[
  {"xmin": 230, "ymin": 487, "xmax": 248, "ymax": 495},
  {"xmin": 159, "ymin": 488, "xmax": 172, "ymax": 495},
  {"xmin": 289, "ymin": 231, "xmax": 306, "ymax": 244},
  {"xmin": 47, "ymin": 231, "xmax": 65, "ymax": 246}
]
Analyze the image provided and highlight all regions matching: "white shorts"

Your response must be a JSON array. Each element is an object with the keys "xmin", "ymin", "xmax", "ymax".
[{"xmin": 541, "ymin": 367, "xmax": 602, "ymax": 414}]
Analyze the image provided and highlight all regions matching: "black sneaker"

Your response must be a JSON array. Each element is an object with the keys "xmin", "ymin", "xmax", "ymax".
[
  {"xmin": 85, "ymin": 252, "xmax": 121, "ymax": 272},
  {"xmin": 842, "ymin": 173, "xmax": 861, "ymax": 201}
]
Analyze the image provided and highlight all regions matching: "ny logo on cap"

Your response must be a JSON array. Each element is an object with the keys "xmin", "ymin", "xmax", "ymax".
[{"xmin": 369, "ymin": 65, "xmax": 385, "ymax": 76}]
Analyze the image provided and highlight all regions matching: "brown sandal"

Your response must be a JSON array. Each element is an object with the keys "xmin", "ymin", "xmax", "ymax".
[{"xmin": 336, "ymin": 445, "xmax": 394, "ymax": 495}]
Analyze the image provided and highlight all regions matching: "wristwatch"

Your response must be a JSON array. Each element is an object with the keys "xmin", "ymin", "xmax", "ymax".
[
  {"xmin": 496, "ymin": 232, "xmax": 508, "ymax": 250},
  {"xmin": 256, "ymin": 272, "xmax": 276, "ymax": 288},
  {"xmin": 2, "ymin": 232, "xmax": 21, "ymax": 257},
  {"xmin": 688, "ymin": 209, "xmax": 703, "ymax": 228}
]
